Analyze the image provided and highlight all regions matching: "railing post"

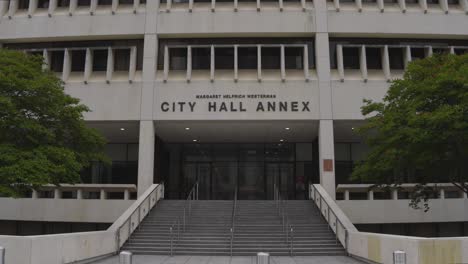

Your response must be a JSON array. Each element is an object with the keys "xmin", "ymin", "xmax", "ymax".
[{"xmin": 170, "ymin": 226, "xmax": 173, "ymax": 256}]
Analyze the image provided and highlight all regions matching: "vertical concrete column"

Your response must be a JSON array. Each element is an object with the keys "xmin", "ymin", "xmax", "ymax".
[
  {"xmin": 0, "ymin": 0, "xmax": 9, "ymax": 17},
  {"xmin": 106, "ymin": 47, "xmax": 114, "ymax": 83},
  {"xmin": 62, "ymin": 48, "xmax": 71, "ymax": 82},
  {"xmin": 8, "ymin": 0, "xmax": 19, "ymax": 18},
  {"xmin": 392, "ymin": 189, "xmax": 398, "ymax": 200},
  {"xmin": 344, "ymin": 190, "xmax": 350, "ymax": 200},
  {"xmin": 54, "ymin": 189, "xmax": 61, "ymax": 199},
  {"xmin": 84, "ymin": 48, "xmax": 93, "ymax": 83},
  {"xmin": 319, "ymin": 120, "xmax": 336, "ymax": 199},
  {"xmin": 257, "ymin": 45, "xmax": 262, "ymax": 82},
  {"xmin": 186, "ymin": 46, "xmax": 192, "ymax": 82},
  {"xmin": 48, "ymin": 0, "xmax": 57, "ymax": 16},
  {"xmin": 137, "ymin": 121, "xmax": 155, "ymax": 196},
  {"xmin": 32, "ymin": 190, "xmax": 39, "ymax": 199},
  {"xmin": 368, "ymin": 190, "xmax": 374, "ymax": 200},
  {"xmin": 234, "ymin": 45, "xmax": 238, "ymax": 81},
  {"xmin": 28, "ymin": 0, "xmax": 38, "ymax": 17},
  {"xmin": 100, "ymin": 189, "xmax": 106, "ymax": 200},
  {"xmin": 315, "ymin": 1, "xmax": 335, "ymax": 199},
  {"xmin": 439, "ymin": 189, "xmax": 445, "ymax": 199},
  {"xmin": 124, "ymin": 189, "xmax": 130, "ymax": 200},
  {"xmin": 77, "ymin": 189, "xmax": 83, "ymax": 199},
  {"xmin": 280, "ymin": 45, "xmax": 285, "ymax": 82}
]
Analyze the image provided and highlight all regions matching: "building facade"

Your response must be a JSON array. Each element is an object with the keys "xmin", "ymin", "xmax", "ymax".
[{"xmin": 1, "ymin": 0, "xmax": 468, "ymax": 239}]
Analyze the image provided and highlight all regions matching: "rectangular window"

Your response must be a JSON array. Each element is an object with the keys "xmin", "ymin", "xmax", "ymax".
[
  {"xmin": 426, "ymin": 0, "xmax": 439, "ymax": 4},
  {"xmin": 362, "ymin": 0, "xmax": 377, "ymax": 2},
  {"xmin": 92, "ymin": 50, "xmax": 108, "ymax": 72},
  {"xmin": 37, "ymin": 0, "xmax": 50, "ymax": 8},
  {"xmin": 454, "ymin": 48, "xmax": 468, "ymax": 55},
  {"xmin": 285, "ymin": 47, "xmax": 303, "ymax": 70},
  {"xmin": 383, "ymin": 0, "xmax": 398, "ymax": 3},
  {"xmin": 50, "ymin": 50, "xmax": 65, "ymax": 72},
  {"xmin": 366, "ymin": 47, "xmax": 382, "ymax": 69},
  {"xmin": 99, "ymin": 0, "xmax": 113, "ymax": 5},
  {"xmin": 411, "ymin": 47, "xmax": 426, "ymax": 60},
  {"xmin": 215, "ymin": 47, "xmax": 234, "ymax": 69},
  {"xmin": 71, "ymin": 50, "xmax": 86, "ymax": 72},
  {"xmin": 114, "ymin": 49, "xmax": 130, "ymax": 71},
  {"xmin": 18, "ymin": 0, "xmax": 29, "ymax": 9},
  {"xmin": 343, "ymin": 47, "xmax": 360, "ymax": 69},
  {"xmin": 388, "ymin": 47, "xmax": 404, "ymax": 70},
  {"xmin": 238, "ymin": 47, "xmax": 257, "ymax": 70},
  {"xmin": 192, "ymin": 47, "xmax": 210, "ymax": 70},
  {"xmin": 77, "ymin": 0, "xmax": 91, "ymax": 6},
  {"xmin": 57, "ymin": 0, "xmax": 70, "ymax": 7},
  {"xmin": 447, "ymin": 0, "xmax": 459, "ymax": 4},
  {"xmin": 169, "ymin": 48, "xmax": 187, "ymax": 71},
  {"xmin": 119, "ymin": 0, "xmax": 133, "ymax": 4},
  {"xmin": 433, "ymin": 47, "xmax": 449, "ymax": 54},
  {"xmin": 261, "ymin": 47, "xmax": 280, "ymax": 70}
]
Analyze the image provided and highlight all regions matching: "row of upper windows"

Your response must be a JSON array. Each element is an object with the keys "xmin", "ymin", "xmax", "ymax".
[
  {"xmin": 4, "ymin": 38, "xmax": 468, "ymax": 82},
  {"xmin": 327, "ymin": 0, "xmax": 467, "ymax": 13},
  {"xmin": 1, "ymin": 0, "xmax": 144, "ymax": 17}
]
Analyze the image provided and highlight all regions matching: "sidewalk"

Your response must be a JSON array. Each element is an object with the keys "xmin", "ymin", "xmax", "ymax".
[{"xmin": 93, "ymin": 255, "xmax": 364, "ymax": 264}]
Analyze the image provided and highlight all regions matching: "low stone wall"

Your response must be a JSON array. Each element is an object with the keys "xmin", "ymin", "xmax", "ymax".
[
  {"xmin": 348, "ymin": 232, "xmax": 468, "ymax": 264},
  {"xmin": 0, "ymin": 231, "xmax": 116, "ymax": 264}
]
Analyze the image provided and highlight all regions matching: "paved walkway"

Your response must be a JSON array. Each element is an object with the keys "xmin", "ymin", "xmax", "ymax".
[{"xmin": 93, "ymin": 255, "xmax": 364, "ymax": 264}]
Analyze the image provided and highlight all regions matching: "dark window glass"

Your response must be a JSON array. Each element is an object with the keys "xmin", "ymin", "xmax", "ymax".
[
  {"xmin": 388, "ymin": 47, "xmax": 404, "ymax": 70},
  {"xmin": 114, "ymin": 49, "xmax": 130, "ymax": 71},
  {"xmin": 447, "ymin": 0, "xmax": 459, "ymax": 4},
  {"xmin": 340, "ymin": 0, "xmax": 355, "ymax": 2},
  {"xmin": 411, "ymin": 47, "xmax": 426, "ymax": 60},
  {"xmin": 119, "ymin": 0, "xmax": 133, "ymax": 4},
  {"xmin": 92, "ymin": 50, "xmax": 108, "ymax": 71},
  {"xmin": 349, "ymin": 192, "xmax": 368, "ymax": 200},
  {"xmin": 107, "ymin": 192, "xmax": 125, "ymax": 199},
  {"xmin": 18, "ymin": 0, "xmax": 29, "ymax": 9},
  {"xmin": 77, "ymin": 0, "xmax": 90, "ymax": 6},
  {"xmin": 388, "ymin": 48, "xmax": 405, "ymax": 70},
  {"xmin": 238, "ymin": 47, "xmax": 257, "ymax": 69},
  {"xmin": 454, "ymin": 48, "xmax": 468, "ymax": 55},
  {"xmin": 343, "ymin": 47, "xmax": 360, "ymax": 69},
  {"xmin": 50, "ymin": 50, "xmax": 64, "ymax": 72},
  {"xmin": 28, "ymin": 50, "xmax": 43, "ymax": 57},
  {"xmin": 71, "ymin": 50, "xmax": 86, "ymax": 72},
  {"xmin": 169, "ymin": 48, "xmax": 187, "ymax": 70},
  {"xmin": 261, "ymin": 47, "xmax": 280, "ymax": 70},
  {"xmin": 383, "ymin": 0, "xmax": 398, "ymax": 3},
  {"xmin": 285, "ymin": 47, "xmax": 303, "ymax": 70},
  {"xmin": 433, "ymin": 47, "xmax": 449, "ymax": 54},
  {"xmin": 61, "ymin": 191, "xmax": 77, "ymax": 199},
  {"xmin": 99, "ymin": 0, "xmax": 113, "ymax": 5},
  {"xmin": 140, "ymin": 0, "xmax": 146, "ymax": 4},
  {"xmin": 192, "ymin": 48, "xmax": 210, "ymax": 70},
  {"xmin": 426, "ymin": 0, "xmax": 439, "ymax": 4},
  {"xmin": 405, "ymin": 0, "xmax": 418, "ymax": 3},
  {"xmin": 366, "ymin": 47, "xmax": 382, "ymax": 69},
  {"xmin": 374, "ymin": 191, "xmax": 391, "ymax": 200},
  {"xmin": 38, "ymin": 0, "xmax": 50, "ymax": 8},
  {"xmin": 215, "ymin": 48, "xmax": 234, "ymax": 69},
  {"xmin": 362, "ymin": 0, "xmax": 376, "ymax": 2},
  {"xmin": 57, "ymin": 0, "xmax": 70, "ymax": 7},
  {"xmin": 398, "ymin": 191, "xmax": 410, "ymax": 199}
]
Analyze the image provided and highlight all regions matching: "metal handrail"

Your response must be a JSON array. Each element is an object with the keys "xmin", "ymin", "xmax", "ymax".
[
  {"xmin": 169, "ymin": 181, "xmax": 198, "ymax": 256},
  {"xmin": 115, "ymin": 182, "xmax": 164, "ymax": 251},
  {"xmin": 274, "ymin": 184, "xmax": 294, "ymax": 256},
  {"xmin": 229, "ymin": 187, "xmax": 238, "ymax": 256},
  {"xmin": 310, "ymin": 184, "xmax": 348, "ymax": 250}
]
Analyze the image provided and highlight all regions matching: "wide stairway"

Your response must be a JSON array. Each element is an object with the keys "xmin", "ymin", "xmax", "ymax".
[{"xmin": 122, "ymin": 199, "xmax": 345, "ymax": 256}]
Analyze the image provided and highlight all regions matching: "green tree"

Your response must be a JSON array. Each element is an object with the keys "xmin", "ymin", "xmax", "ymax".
[
  {"xmin": 352, "ymin": 54, "xmax": 468, "ymax": 210},
  {"xmin": 0, "ymin": 49, "xmax": 107, "ymax": 197}
]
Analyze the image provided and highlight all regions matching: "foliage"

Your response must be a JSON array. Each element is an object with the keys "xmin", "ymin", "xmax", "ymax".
[
  {"xmin": 352, "ymin": 54, "xmax": 468, "ymax": 211},
  {"xmin": 0, "ymin": 49, "xmax": 107, "ymax": 197}
]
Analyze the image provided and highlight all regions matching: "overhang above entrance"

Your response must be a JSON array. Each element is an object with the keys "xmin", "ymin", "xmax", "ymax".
[{"xmin": 155, "ymin": 120, "xmax": 318, "ymax": 143}]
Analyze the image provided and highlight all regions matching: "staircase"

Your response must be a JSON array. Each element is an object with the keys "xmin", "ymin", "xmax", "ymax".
[{"xmin": 122, "ymin": 199, "xmax": 346, "ymax": 256}]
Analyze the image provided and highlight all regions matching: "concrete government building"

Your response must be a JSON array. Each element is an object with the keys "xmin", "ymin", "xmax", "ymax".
[{"xmin": 0, "ymin": 0, "xmax": 467, "ymax": 263}]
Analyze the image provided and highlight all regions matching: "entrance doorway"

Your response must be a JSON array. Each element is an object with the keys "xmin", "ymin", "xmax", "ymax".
[{"xmin": 161, "ymin": 143, "xmax": 319, "ymax": 200}]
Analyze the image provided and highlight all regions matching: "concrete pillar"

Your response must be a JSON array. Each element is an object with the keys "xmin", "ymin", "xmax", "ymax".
[
  {"xmin": 100, "ymin": 189, "xmax": 106, "ymax": 200},
  {"xmin": 392, "ymin": 189, "xmax": 398, "ymax": 200},
  {"xmin": 318, "ymin": 120, "xmax": 336, "ymax": 199},
  {"xmin": 77, "ymin": 189, "xmax": 83, "ymax": 199},
  {"xmin": 344, "ymin": 190, "xmax": 350, "ymax": 200},
  {"xmin": 54, "ymin": 189, "xmax": 61, "ymax": 199},
  {"xmin": 31, "ymin": 190, "xmax": 38, "ymax": 199},
  {"xmin": 314, "ymin": 1, "xmax": 335, "ymax": 199},
  {"xmin": 124, "ymin": 189, "xmax": 130, "ymax": 200},
  {"xmin": 137, "ymin": 120, "xmax": 155, "ymax": 196},
  {"xmin": 368, "ymin": 190, "xmax": 374, "ymax": 200}
]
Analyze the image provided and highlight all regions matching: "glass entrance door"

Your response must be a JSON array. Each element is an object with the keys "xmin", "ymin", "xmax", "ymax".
[
  {"xmin": 266, "ymin": 163, "xmax": 294, "ymax": 199},
  {"xmin": 238, "ymin": 162, "xmax": 265, "ymax": 200}
]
